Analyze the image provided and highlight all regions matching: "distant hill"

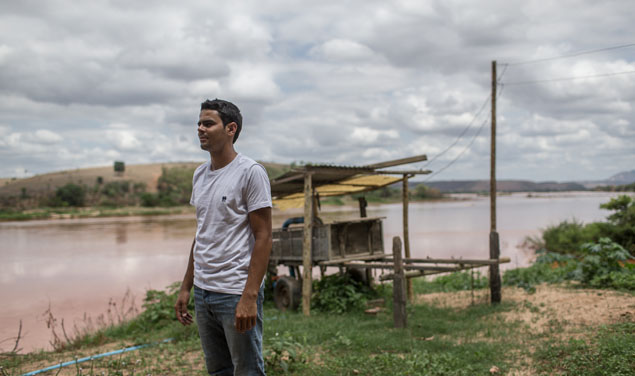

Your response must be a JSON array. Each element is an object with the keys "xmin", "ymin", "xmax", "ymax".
[
  {"xmin": 607, "ymin": 170, "xmax": 635, "ymax": 185},
  {"xmin": 0, "ymin": 161, "xmax": 289, "ymax": 198},
  {"xmin": 423, "ymin": 180, "xmax": 586, "ymax": 193},
  {"xmin": 578, "ymin": 169, "xmax": 635, "ymax": 189}
]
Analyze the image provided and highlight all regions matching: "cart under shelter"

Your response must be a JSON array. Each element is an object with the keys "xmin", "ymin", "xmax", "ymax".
[{"xmin": 269, "ymin": 154, "xmax": 508, "ymax": 314}]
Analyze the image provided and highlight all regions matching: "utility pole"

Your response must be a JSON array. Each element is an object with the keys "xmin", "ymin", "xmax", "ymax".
[{"xmin": 489, "ymin": 60, "xmax": 502, "ymax": 303}]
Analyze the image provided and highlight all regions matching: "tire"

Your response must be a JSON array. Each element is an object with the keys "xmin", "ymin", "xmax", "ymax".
[
  {"xmin": 346, "ymin": 268, "xmax": 370, "ymax": 287},
  {"xmin": 273, "ymin": 276, "xmax": 301, "ymax": 311}
]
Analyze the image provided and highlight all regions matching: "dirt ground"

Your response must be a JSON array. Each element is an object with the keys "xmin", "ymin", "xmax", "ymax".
[
  {"xmin": 417, "ymin": 284, "xmax": 634, "ymax": 331},
  {"xmin": 417, "ymin": 284, "xmax": 635, "ymax": 375}
]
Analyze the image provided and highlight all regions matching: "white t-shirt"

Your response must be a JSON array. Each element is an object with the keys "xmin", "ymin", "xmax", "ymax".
[{"xmin": 190, "ymin": 153, "xmax": 272, "ymax": 295}]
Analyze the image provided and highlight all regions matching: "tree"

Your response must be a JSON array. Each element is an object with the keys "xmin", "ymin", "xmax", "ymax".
[
  {"xmin": 114, "ymin": 161, "xmax": 125, "ymax": 175},
  {"xmin": 54, "ymin": 183, "xmax": 86, "ymax": 207}
]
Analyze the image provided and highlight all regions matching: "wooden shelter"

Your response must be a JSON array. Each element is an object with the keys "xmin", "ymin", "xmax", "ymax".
[
  {"xmin": 270, "ymin": 155, "xmax": 431, "ymax": 315},
  {"xmin": 270, "ymin": 154, "xmax": 509, "ymax": 316}
]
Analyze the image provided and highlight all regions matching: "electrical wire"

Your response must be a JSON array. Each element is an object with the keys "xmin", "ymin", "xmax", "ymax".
[
  {"xmin": 502, "ymin": 69, "xmax": 635, "ymax": 86},
  {"xmin": 424, "ymin": 83, "xmax": 505, "ymax": 182},
  {"xmin": 504, "ymin": 43, "xmax": 635, "ymax": 66},
  {"xmin": 424, "ymin": 115, "xmax": 490, "ymax": 182},
  {"xmin": 423, "ymin": 94, "xmax": 490, "ymax": 167}
]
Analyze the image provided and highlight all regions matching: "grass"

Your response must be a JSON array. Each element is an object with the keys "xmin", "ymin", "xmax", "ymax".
[
  {"xmin": 0, "ymin": 205, "xmax": 194, "ymax": 221},
  {"xmin": 3, "ymin": 275, "xmax": 633, "ymax": 375}
]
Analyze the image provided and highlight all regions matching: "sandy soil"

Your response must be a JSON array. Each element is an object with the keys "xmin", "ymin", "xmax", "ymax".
[{"xmin": 417, "ymin": 284, "xmax": 635, "ymax": 375}]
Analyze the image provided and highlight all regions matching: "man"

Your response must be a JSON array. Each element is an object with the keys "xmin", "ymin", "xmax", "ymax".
[{"xmin": 175, "ymin": 99, "xmax": 272, "ymax": 375}]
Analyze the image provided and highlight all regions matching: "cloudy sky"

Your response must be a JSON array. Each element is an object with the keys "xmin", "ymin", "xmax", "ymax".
[{"xmin": 1, "ymin": 0, "xmax": 633, "ymax": 182}]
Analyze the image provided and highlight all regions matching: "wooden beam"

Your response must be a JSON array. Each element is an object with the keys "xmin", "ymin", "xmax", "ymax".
[
  {"xmin": 302, "ymin": 173, "xmax": 313, "ymax": 316},
  {"xmin": 367, "ymin": 154, "xmax": 428, "ymax": 169},
  {"xmin": 379, "ymin": 259, "xmax": 510, "ymax": 281},
  {"xmin": 318, "ymin": 254, "xmax": 389, "ymax": 266},
  {"xmin": 392, "ymin": 257, "xmax": 511, "ymax": 265},
  {"xmin": 270, "ymin": 173, "xmax": 305, "ymax": 185},
  {"xmin": 374, "ymin": 169, "xmax": 432, "ymax": 175},
  {"xmin": 338, "ymin": 263, "xmax": 464, "ymax": 271}
]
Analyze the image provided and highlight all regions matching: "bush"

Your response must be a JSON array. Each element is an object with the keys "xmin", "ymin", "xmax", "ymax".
[
  {"xmin": 576, "ymin": 238, "xmax": 634, "ymax": 290},
  {"xmin": 157, "ymin": 166, "xmax": 196, "ymax": 205},
  {"xmin": 600, "ymin": 195, "xmax": 635, "ymax": 256},
  {"xmin": 53, "ymin": 183, "xmax": 86, "ymax": 207},
  {"xmin": 311, "ymin": 273, "xmax": 379, "ymax": 313},
  {"xmin": 140, "ymin": 192, "xmax": 160, "ymax": 207},
  {"xmin": 503, "ymin": 252, "xmax": 578, "ymax": 293},
  {"xmin": 540, "ymin": 220, "xmax": 602, "ymax": 255}
]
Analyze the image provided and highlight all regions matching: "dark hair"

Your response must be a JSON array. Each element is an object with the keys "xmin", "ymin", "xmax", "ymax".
[{"xmin": 200, "ymin": 99, "xmax": 243, "ymax": 143}]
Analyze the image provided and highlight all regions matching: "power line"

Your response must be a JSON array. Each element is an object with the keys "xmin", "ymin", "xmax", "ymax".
[
  {"xmin": 424, "ymin": 83, "xmax": 505, "ymax": 182},
  {"xmin": 424, "ymin": 94, "xmax": 490, "ymax": 167},
  {"xmin": 504, "ymin": 43, "xmax": 635, "ymax": 66},
  {"xmin": 424, "ymin": 115, "xmax": 489, "ymax": 182},
  {"xmin": 502, "ymin": 69, "xmax": 635, "ymax": 86}
]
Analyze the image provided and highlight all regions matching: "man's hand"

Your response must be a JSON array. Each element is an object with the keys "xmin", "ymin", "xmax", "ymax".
[
  {"xmin": 234, "ymin": 295, "xmax": 258, "ymax": 333},
  {"xmin": 175, "ymin": 289, "xmax": 193, "ymax": 326}
]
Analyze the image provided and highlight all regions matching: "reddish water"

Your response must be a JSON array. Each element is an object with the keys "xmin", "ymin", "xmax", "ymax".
[{"xmin": 0, "ymin": 192, "xmax": 627, "ymax": 352}]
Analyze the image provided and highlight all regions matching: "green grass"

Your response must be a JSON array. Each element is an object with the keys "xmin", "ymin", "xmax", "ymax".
[
  {"xmin": 534, "ymin": 322, "xmax": 635, "ymax": 375},
  {"xmin": 4, "ymin": 279, "xmax": 633, "ymax": 375},
  {"xmin": 0, "ymin": 205, "xmax": 193, "ymax": 221}
]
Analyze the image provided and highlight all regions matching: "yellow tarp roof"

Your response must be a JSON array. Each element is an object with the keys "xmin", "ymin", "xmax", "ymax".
[{"xmin": 273, "ymin": 174, "xmax": 402, "ymax": 210}]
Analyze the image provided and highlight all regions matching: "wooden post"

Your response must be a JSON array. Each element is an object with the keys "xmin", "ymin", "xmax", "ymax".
[
  {"xmin": 302, "ymin": 172, "xmax": 313, "ymax": 315},
  {"xmin": 402, "ymin": 175, "xmax": 413, "ymax": 302},
  {"xmin": 392, "ymin": 236, "xmax": 407, "ymax": 328},
  {"xmin": 358, "ymin": 196, "xmax": 367, "ymax": 218},
  {"xmin": 489, "ymin": 60, "xmax": 501, "ymax": 303}
]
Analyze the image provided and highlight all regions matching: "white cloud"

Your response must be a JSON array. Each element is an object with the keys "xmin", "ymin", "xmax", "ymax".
[
  {"xmin": 0, "ymin": 0, "xmax": 634, "ymax": 181},
  {"xmin": 310, "ymin": 39, "xmax": 376, "ymax": 62},
  {"xmin": 33, "ymin": 129, "xmax": 63, "ymax": 144}
]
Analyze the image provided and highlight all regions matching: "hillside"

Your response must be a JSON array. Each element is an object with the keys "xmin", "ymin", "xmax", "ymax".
[{"xmin": 0, "ymin": 161, "xmax": 289, "ymax": 198}]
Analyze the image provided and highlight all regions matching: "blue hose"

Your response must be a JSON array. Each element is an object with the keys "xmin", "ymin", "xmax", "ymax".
[{"xmin": 21, "ymin": 338, "xmax": 173, "ymax": 376}]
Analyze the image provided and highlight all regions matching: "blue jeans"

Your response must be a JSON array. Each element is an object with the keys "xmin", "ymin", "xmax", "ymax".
[{"xmin": 193, "ymin": 285, "xmax": 265, "ymax": 376}]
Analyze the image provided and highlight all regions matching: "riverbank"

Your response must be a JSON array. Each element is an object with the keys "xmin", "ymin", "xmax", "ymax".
[
  {"xmin": 0, "ymin": 194, "xmax": 462, "ymax": 222},
  {"xmin": 3, "ymin": 284, "xmax": 633, "ymax": 375}
]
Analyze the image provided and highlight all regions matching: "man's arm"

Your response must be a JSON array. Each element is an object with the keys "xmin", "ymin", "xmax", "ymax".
[
  {"xmin": 234, "ymin": 206, "xmax": 272, "ymax": 333},
  {"xmin": 175, "ymin": 238, "xmax": 196, "ymax": 326}
]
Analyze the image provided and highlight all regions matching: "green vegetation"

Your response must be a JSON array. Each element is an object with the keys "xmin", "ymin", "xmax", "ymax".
[
  {"xmin": 535, "ymin": 322, "xmax": 635, "ymax": 376},
  {"xmin": 593, "ymin": 182, "xmax": 635, "ymax": 192},
  {"xmin": 349, "ymin": 183, "xmax": 443, "ymax": 205},
  {"xmin": 413, "ymin": 270, "xmax": 489, "ymax": 294},
  {"xmin": 50, "ymin": 183, "xmax": 86, "ymax": 207},
  {"xmin": 113, "ymin": 161, "xmax": 125, "ymax": 174},
  {"xmin": 4, "ymin": 269, "xmax": 634, "ymax": 375},
  {"xmin": 528, "ymin": 195, "xmax": 634, "ymax": 256},
  {"xmin": 310, "ymin": 273, "xmax": 383, "ymax": 313}
]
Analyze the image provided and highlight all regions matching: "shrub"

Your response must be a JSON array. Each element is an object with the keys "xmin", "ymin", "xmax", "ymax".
[
  {"xmin": 311, "ymin": 273, "xmax": 379, "ymax": 313},
  {"xmin": 540, "ymin": 220, "xmax": 601, "ymax": 255},
  {"xmin": 600, "ymin": 195, "xmax": 635, "ymax": 256},
  {"xmin": 140, "ymin": 192, "xmax": 160, "ymax": 207},
  {"xmin": 575, "ymin": 238, "xmax": 634, "ymax": 290},
  {"xmin": 157, "ymin": 166, "xmax": 196, "ymax": 205},
  {"xmin": 53, "ymin": 183, "xmax": 86, "ymax": 207},
  {"xmin": 503, "ymin": 252, "xmax": 578, "ymax": 293}
]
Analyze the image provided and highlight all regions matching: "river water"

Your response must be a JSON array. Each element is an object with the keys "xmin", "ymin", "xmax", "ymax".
[{"xmin": 0, "ymin": 191, "xmax": 629, "ymax": 352}]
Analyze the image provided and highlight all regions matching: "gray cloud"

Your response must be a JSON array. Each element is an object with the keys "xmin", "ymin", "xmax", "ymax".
[{"xmin": 0, "ymin": 0, "xmax": 634, "ymax": 182}]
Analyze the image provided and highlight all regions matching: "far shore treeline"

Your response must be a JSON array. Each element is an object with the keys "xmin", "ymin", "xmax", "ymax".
[
  {"xmin": 0, "ymin": 162, "xmax": 633, "ymax": 219},
  {"xmin": 0, "ymin": 161, "xmax": 445, "ymax": 218}
]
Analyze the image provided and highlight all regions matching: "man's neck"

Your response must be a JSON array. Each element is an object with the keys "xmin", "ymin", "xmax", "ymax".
[{"xmin": 209, "ymin": 147, "xmax": 238, "ymax": 171}]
